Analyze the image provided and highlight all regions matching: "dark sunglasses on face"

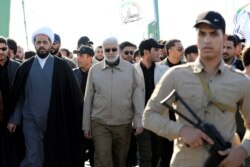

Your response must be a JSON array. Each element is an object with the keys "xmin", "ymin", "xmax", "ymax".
[
  {"xmin": 124, "ymin": 51, "xmax": 134, "ymax": 55},
  {"xmin": 0, "ymin": 47, "xmax": 7, "ymax": 51},
  {"xmin": 105, "ymin": 48, "xmax": 117, "ymax": 53}
]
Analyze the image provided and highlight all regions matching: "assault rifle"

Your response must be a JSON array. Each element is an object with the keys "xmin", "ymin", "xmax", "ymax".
[{"xmin": 160, "ymin": 89, "xmax": 231, "ymax": 167}]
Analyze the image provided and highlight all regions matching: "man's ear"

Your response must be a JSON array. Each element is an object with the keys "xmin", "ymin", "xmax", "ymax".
[{"xmin": 143, "ymin": 49, "xmax": 149, "ymax": 55}]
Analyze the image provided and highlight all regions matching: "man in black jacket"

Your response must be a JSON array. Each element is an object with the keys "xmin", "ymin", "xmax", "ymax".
[
  {"xmin": 0, "ymin": 36, "xmax": 21, "ymax": 167},
  {"xmin": 73, "ymin": 45, "xmax": 95, "ymax": 167}
]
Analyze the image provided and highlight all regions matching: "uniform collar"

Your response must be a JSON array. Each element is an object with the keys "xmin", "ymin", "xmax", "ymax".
[{"xmin": 192, "ymin": 58, "xmax": 226, "ymax": 75}]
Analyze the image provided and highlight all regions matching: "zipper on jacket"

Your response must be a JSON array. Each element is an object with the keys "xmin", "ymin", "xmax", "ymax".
[{"xmin": 109, "ymin": 67, "xmax": 113, "ymax": 125}]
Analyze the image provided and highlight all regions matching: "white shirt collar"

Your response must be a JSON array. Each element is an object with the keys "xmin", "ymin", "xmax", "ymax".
[{"xmin": 36, "ymin": 55, "xmax": 50, "ymax": 69}]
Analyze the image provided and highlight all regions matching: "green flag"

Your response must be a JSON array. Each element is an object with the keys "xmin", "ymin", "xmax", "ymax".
[{"xmin": 0, "ymin": 0, "xmax": 11, "ymax": 37}]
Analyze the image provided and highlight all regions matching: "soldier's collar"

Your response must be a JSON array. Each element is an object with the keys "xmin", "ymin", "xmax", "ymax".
[{"xmin": 192, "ymin": 58, "xmax": 226, "ymax": 74}]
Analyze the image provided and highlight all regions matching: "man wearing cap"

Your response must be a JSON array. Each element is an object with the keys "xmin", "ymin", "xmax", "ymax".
[
  {"xmin": 184, "ymin": 44, "xmax": 198, "ymax": 62},
  {"xmin": 72, "ymin": 36, "xmax": 94, "ymax": 67},
  {"xmin": 77, "ymin": 36, "xmax": 94, "ymax": 49},
  {"xmin": 143, "ymin": 11, "xmax": 250, "ymax": 167},
  {"xmin": 50, "ymin": 33, "xmax": 76, "ymax": 69},
  {"xmin": 73, "ymin": 45, "xmax": 95, "ymax": 167},
  {"xmin": 83, "ymin": 36, "xmax": 144, "ymax": 167},
  {"xmin": 234, "ymin": 35, "xmax": 246, "ymax": 59},
  {"xmin": 134, "ymin": 38, "xmax": 168, "ymax": 167},
  {"xmin": 158, "ymin": 40, "xmax": 167, "ymax": 61},
  {"xmin": 7, "ymin": 27, "xmax": 83, "ymax": 167}
]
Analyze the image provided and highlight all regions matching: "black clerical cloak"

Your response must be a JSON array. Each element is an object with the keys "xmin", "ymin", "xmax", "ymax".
[{"xmin": 8, "ymin": 56, "xmax": 83, "ymax": 167}]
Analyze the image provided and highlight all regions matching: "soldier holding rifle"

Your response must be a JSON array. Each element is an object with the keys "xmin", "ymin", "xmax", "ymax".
[{"xmin": 143, "ymin": 11, "xmax": 250, "ymax": 167}]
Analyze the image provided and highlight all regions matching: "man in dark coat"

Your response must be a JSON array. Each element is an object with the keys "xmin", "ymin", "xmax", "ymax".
[
  {"xmin": 73, "ymin": 45, "xmax": 96, "ymax": 166},
  {"xmin": 0, "ymin": 36, "xmax": 21, "ymax": 167},
  {"xmin": 7, "ymin": 27, "xmax": 83, "ymax": 167}
]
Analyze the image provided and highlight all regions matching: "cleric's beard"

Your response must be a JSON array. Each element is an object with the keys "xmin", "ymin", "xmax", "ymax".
[{"xmin": 36, "ymin": 49, "xmax": 50, "ymax": 59}]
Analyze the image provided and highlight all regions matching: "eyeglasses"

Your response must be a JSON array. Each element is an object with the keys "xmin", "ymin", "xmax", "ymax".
[
  {"xmin": 0, "ymin": 47, "xmax": 7, "ymax": 51},
  {"xmin": 124, "ymin": 51, "xmax": 134, "ymax": 55},
  {"xmin": 104, "ymin": 48, "xmax": 117, "ymax": 53}
]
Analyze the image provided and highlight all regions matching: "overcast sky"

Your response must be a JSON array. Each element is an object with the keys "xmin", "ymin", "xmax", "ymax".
[{"xmin": 9, "ymin": 0, "xmax": 249, "ymax": 52}]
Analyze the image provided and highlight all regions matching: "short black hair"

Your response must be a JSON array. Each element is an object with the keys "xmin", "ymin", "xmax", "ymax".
[
  {"xmin": 133, "ymin": 49, "xmax": 140, "ymax": 58},
  {"xmin": 25, "ymin": 51, "xmax": 36, "ymax": 59},
  {"xmin": 7, "ymin": 38, "xmax": 17, "ymax": 55},
  {"xmin": 165, "ymin": 39, "xmax": 181, "ymax": 55},
  {"xmin": 226, "ymin": 35, "xmax": 238, "ymax": 47},
  {"xmin": 243, "ymin": 46, "xmax": 250, "ymax": 67},
  {"xmin": 184, "ymin": 45, "xmax": 198, "ymax": 57},
  {"xmin": 0, "ymin": 36, "xmax": 7, "ymax": 45},
  {"xmin": 119, "ymin": 41, "xmax": 136, "ymax": 51}
]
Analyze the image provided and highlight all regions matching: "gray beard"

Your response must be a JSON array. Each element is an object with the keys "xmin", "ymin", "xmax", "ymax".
[{"xmin": 105, "ymin": 55, "xmax": 119, "ymax": 63}]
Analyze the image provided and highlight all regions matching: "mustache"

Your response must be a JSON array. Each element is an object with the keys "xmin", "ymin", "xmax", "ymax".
[{"xmin": 38, "ymin": 47, "xmax": 47, "ymax": 51}]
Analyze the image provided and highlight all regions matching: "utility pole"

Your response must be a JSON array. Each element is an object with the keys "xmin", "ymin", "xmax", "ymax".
[
  {"xmin": 0, "ymin": 0, "xmax": 11, "ymax": 37},
  {"xmin": 148, "ymin": 0, "xmax": 160, "ymax": 40},
  {"xmin": 154, "ymin": 0, "xmax": 160, "ymax": 40}
]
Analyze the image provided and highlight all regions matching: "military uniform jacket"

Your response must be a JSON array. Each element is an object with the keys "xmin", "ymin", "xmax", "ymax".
[{"xmin": 143, "ymin": 59, "xmax": 250, "ymax": 167}]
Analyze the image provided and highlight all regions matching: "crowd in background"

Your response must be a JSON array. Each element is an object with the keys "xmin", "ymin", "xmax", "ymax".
[{"xmin": 1, "ymin": 10, "xmax": 250, "ymax": 167}]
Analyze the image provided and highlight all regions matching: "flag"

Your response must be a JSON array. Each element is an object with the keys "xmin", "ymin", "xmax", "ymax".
[
  {"xmin": 120, "ymin": 0, "xmax": 142, "ymax": 24},
  {"xmin": 233, "ymin": 3, "xmax": 250, "ymax": 44}
]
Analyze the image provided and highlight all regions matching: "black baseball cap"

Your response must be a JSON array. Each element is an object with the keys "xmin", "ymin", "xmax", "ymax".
[
  {"xmin": 139, "ymin": 38, "xmax": 164, "ymax": 54},
  {"xmin": 77, "ymin": 36, "xmax": 93, "ymax": 48},
  {"xmin": 194, "ymin": 11, "xmax": 226, "ymax": 33},
  {"xmin": 234, "ymin": 34, "xmax": 246, "ymax": 43},
  {"xmin": 73, "ymin": 45, "xmax": 94, "ymax": 56},
  {"xmin": 54, "ymin": 33, "xmax": 61, "ymax": 44}
]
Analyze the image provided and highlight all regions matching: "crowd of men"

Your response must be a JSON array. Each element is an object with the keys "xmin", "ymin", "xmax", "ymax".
[{"xmin": 1, "ymin": 10, "xmax": 250, "ymax": 167}]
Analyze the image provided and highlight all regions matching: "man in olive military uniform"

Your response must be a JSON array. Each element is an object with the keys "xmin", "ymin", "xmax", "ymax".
[{"xmin": 143, "ymin": 11, "xmax": 250, "ymax": 167}]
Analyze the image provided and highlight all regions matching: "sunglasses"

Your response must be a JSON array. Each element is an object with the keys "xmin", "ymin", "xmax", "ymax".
[
  {"xmin": 124, "ymin": 51, "xmax": 134, "ymax": 55},
  {"xmin": 0, "ymin": 47, "xmax": 7, "ymax": 51},
  {"xmin": 104, "ymin": 48, "xmax": 117, "ymax": 53}
]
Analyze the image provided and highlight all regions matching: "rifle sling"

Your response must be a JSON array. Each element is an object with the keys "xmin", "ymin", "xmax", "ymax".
[{"xmin": 196, "ymin": 72, "xmax": 236, "ymax": 113}]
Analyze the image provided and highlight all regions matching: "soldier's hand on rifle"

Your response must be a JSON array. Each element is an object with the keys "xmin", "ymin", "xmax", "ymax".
[
  {"xmin": 179, "ymin": 125, "xmax": 214, "ymax": 148},
  {"xmin": 218, "ymin": 146, "xmax": 247, "ymax": 167}
]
